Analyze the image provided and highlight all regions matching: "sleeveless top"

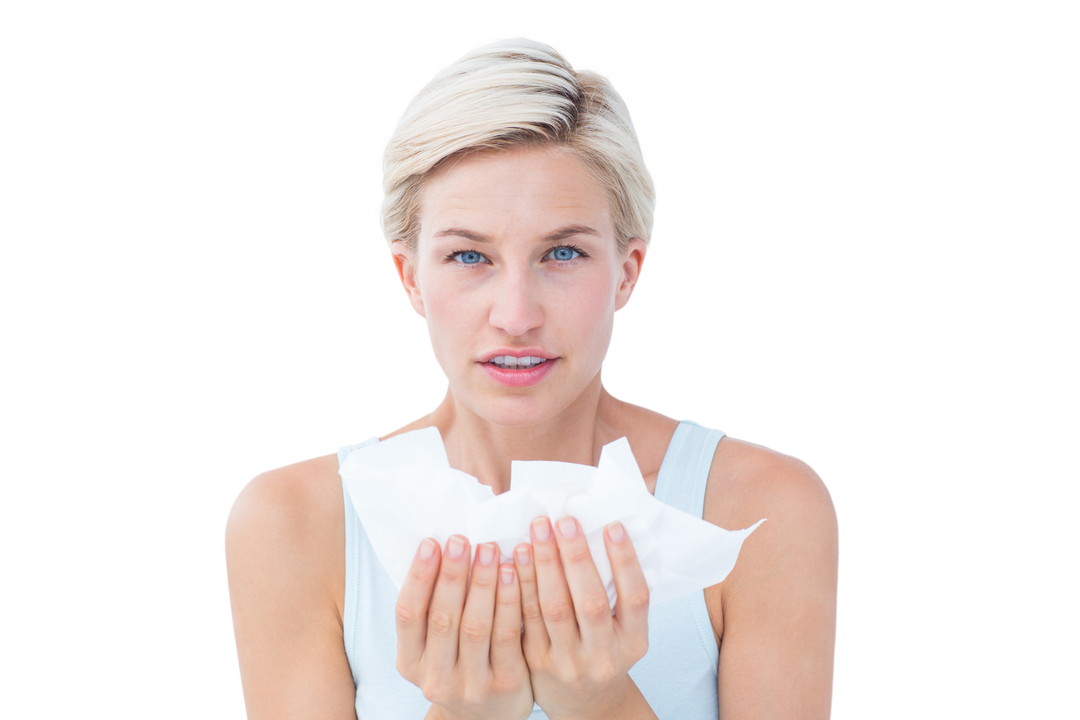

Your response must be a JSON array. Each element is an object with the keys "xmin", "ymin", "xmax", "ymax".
[{"xmin": 338, "ymin": 421, "xmax": 725, "ymax": 720}]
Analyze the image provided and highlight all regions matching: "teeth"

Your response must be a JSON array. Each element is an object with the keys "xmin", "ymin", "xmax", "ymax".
[{"xmin": 489, "ymin": 355, "xmax": 548, "ymax": 370}]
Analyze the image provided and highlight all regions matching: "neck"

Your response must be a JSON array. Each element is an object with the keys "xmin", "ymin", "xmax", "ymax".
[{"xmin": 427, "ymin": 372, "xmax": 624, "ymax": 494}]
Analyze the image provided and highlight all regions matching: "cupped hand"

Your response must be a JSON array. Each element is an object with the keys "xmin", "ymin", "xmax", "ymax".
[
  {"xmin": 395, "ymin": 535, "xmax": 534, "ymax": 720},
  {"xmin": 514, "ymin": 517, "xmax": 652, "ymax": 719}
]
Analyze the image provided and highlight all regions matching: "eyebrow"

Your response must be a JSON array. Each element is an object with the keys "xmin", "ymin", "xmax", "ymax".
[{"xmin": 433, "ymin": 225, "xmax": 601, "ymax": 243}]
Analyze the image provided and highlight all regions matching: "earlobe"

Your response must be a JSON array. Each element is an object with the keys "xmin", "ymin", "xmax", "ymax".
[{"xmin": 615, "ymin": 238, "xmax": 647, "ymax": 311}]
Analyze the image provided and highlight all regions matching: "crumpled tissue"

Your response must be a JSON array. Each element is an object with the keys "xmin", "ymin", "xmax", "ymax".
[{"xmin": 339, "ymin": 427, "xmax": 765, "ymax": 608}]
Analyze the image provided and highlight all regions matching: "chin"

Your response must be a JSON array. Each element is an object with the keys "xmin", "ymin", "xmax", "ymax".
[{"xmin": 479, "ymin": 397, "xmax": 552, "ymax": 425}]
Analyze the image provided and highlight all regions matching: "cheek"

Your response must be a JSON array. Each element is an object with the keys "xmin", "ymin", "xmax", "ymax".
[
  {"xmin": 570, "ymin": 267, "xmax": 613, "ymax": 310},
  {"xmin": 551, "ymin": 270, "xmax": 617, "ymax": 349},
  {"xmin": 418, "ymin": 271, "xmax": 483, "ymax": 354}
]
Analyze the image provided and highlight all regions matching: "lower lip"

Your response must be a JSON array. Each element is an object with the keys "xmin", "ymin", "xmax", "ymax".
[{"xmin": 480, "ymin": 359, "xmax": 557, "ymax": 387}]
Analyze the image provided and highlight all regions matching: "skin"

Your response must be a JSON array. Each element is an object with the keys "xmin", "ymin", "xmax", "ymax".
[
  {"xmin": 390, "ymin": 143, "xmax": 652, "ymax": 716},
  {"xmin": 394, "ymin": 144, "xmax": 648, "ymax": 489}
]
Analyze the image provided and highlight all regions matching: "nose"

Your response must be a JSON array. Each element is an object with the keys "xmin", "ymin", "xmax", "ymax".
[{"xmin": 487, "ymin": 265, "xmax": 544, "ymax": 337}]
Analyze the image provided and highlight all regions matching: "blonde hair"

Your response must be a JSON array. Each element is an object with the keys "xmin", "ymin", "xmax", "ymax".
[{"xmin": 381, "ymin": 39, "xmax": 655, "ymax": 253}]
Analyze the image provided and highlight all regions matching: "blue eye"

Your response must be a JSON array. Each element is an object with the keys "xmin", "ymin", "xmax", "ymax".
[
  {"xmin": 453, "ymin": 252, "xmax": 483, "ymax": 266},
  {"xmin": 442, "ymin": 245, "xmax": 587, "ymax": 267},
  {"xmin": 548, "ymin": 246, "xmax": 583, "ymax": 263}
]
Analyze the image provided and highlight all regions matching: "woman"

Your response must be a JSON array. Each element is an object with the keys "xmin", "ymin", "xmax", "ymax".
[{"xmin": 227, "ymin": 39, "xmax": 838, "ymax": 720}]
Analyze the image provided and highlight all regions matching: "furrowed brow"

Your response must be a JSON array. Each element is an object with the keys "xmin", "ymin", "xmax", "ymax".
[
  {"xmin": 433, "ymin": 227, "xmax": 492, "ymax": 243},
  {"xmin": 429, "ymin": 225, "xmax": 600, "ymax": 245},
  {"xmin": 544, "ymin": 225, "xmax": 601, "ymax": 242}
]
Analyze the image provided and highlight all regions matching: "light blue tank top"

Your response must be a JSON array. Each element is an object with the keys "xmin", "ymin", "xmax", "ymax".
[{"xmin": 338, "ymin": 421, "xmax": 725, "ymax": 719}]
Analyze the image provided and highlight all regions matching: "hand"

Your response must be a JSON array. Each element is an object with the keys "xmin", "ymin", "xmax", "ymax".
[
  {"xmin": 514, "ymin": 517, "xmax": 652, "ymax": 719},
  {"xmin": 395, "ymin": 535, "xmax": 535, "ymax": 720}
]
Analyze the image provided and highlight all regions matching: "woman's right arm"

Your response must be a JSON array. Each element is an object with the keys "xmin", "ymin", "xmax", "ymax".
[{"xmin": 226, "ymin": 457, "xmax": 358, "ymax": 720}]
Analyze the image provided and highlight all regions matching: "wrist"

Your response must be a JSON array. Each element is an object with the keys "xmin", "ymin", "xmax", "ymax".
[
  {"xmin": 589, "ymin": 676, "xmax": 656, "ymax": 720},
  {"xmin": 607, "ymin": 676, "xmax": 658, "ymax": 720}
]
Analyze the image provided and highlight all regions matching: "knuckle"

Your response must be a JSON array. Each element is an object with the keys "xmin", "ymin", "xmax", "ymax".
[
  {"xmin": 554, "ymin": 657, "xmax": 582, "ymax": 683},
  {"xmin": 543, "ymin": 598, "xmax": 574, "ymax": 624},
  {"xmin": 394, "ymin": 601, "xmax": 419, "ymax": 628},
  {"xmin": 521, "ymin": 599, "xmax": 544, "ymax": 622},
  {"xmin": 427, "ymin": 609, "xmax": 454, "ymax": 638},
  {"xmin": 562, "ymin": 543, "xmax": 592, "ymax": 565},
  {"xmin": 459, "ymin": 617, "xmax": 489, "ymax": 645},
  {"xmin": 465, "ymin": 681, "xmax": 494, "ymax": 706},
  {"xmin": 534, "ymin": 552, "xmax": 560, "ymax": 569},
  {"xmin": 492, "ymin": 671, "xmax": 522, "ymax": 696},
  {"xmin": 581, "ymin": 593, "xmax": 611, "ymax": 622},
  {"xmin": 588, "ymin": 659, "xmax": 618, "ymax": 683},
  {"xmin": 470, "ymin": 572, "xmax": 495, "ymax": 591},
  {"xmin": 439, "ymin": 565, "xmax": 465, "ymax": 584},
  {"xmin": 515, "ymin": 569, "xmax": 534, "ymax": 587},
  {"xmin": 491, "ymin": 624, "xmax": 522, "ymax": 646},
  {"xmin": 407, "ymin": 561, "xmax": 432, "ymax": 584},
  {"xmin": 625, "ymin": 586, "xmax": 651, "ymax": 613},
  {"xmin": 427, "ymin": 673, "xmax": 465, "ymax": 707},
  {"xmin": 420, "ymin": 678, "xmax": 448, "ymax": 706}
]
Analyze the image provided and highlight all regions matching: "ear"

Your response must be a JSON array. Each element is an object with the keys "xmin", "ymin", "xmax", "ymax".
[
  {"xmin": 391, "ymin": 240, "xmax": 426, "ymax": 318},
  {"xmin": 614, "ymin": 238, "xmax": 647, "ymax": 311}
]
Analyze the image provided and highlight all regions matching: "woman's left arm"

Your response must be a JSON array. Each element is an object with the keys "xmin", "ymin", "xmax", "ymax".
[
  {"xmin": 707, "ymin": 443, "xmax": 839, "ymax": 720},
  {"xmin": 514, "ymin": 516, "xmax": 657, "ymax": 720}
]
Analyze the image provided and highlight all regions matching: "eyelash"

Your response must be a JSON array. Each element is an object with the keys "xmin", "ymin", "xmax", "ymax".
[{"xmin": 443, "ymin": 244, "xmax": 590, "ymax": 266}]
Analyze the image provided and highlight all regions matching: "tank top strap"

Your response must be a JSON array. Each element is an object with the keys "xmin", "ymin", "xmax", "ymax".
[
  {"xmin": 338, "ymin": 437, "xmax": 379, "ymax": 470},
  {"xmin": 653, "ymin": 421, "xmax": 725, "ymax": 519}
]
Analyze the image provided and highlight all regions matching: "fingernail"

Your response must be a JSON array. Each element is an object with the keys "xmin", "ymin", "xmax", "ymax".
[
  {"xmin": 418, "ymin": 538, "xmax": 436, "ymax": 560},
  {"xmin": 447, "ymin": 535, "xmax": 466, "ymax": 559},
  {"xmin": 515, "ymin": 545, "xmax": 531, "ymax": 565},
  {"xmin": 606, "ymin": 522, "xmax": 626, "ymax": 543},
  {"xmin": 532, "ymin": 517, "xmax": 551, "ymax": 542},
  {"xmin": 556, "ymin": 516, "xmax": 578, "ymax": 539},
  {"xmin": 500, "ymin": 566, "xmax": 515, "ymax": 585},
  {"xmin": 477, "ymin": 543, "xmax": 495, "ymax": 566}
]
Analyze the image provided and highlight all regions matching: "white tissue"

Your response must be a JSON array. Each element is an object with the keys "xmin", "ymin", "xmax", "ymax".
[{"xmin": 339, "ymin": 427, "xmax": 765, "ymax": 608}]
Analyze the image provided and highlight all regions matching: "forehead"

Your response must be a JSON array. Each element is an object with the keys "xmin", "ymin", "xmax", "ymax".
[{"xmin": 418, "ymin": 146, "xmax": 612, "ymax": 238}]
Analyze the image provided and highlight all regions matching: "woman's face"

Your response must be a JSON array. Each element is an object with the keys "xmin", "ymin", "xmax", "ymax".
[{"xmin": 393, "ymin": 145, "xmax": 645, "ymax": 427}]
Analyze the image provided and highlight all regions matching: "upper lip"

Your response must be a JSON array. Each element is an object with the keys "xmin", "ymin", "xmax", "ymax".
[{"xmin": 478, "ymin": 347, "xmax": 558, "ymax": 363}]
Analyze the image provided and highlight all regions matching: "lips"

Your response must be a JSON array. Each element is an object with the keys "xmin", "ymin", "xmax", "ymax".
[
  {"xmin": 492, "ymin": 358, "xmax": 548, "ymax": 369},
  {"xmin": 478, "ymin": 348, "xmax": 558, "ymax": 364},
  {"xmin": 480, "ymin": 360, "xmax": 555, "ymax": 387}
]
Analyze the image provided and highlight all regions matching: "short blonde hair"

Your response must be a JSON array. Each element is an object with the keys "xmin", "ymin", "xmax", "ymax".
[{"xmin": 381, "ymin": 39, "xmax": 655, "ymax": 253}]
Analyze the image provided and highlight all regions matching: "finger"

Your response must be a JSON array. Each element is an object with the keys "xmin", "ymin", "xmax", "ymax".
[
  {"xmin": 457, "ymin": 542, "xmax": 500, "ymax": 678},
  {"xmin": 514, "ymin": 542, "xmax": 549, "ymax": 657},
  {"xmin": 530, "ymin": 516, "xmax": 580, "ymax": 650},
  {"xmin": 604, "ymin": 521, "xmax": 650, "ymax": 655},
  {"xmin": 490, "ymin": 560, "xmax": 526, "ymax": 673},
  {"xmin": 394, "ymin": 538, "xmax": 441, "ymax": 677},
  {"xmin": 553, "ymin": 515, "xmax": 615, "ymax": 652},
  {"xmin": 424, "ymin": 534, "xmax": 471, "ymax": 670}
]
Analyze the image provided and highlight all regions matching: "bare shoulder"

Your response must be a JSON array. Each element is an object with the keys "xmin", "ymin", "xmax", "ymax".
[
  {"xmin": 226, "ymin": 454, "xmax": 357, "ymax": 718},
  {"xmin": 703, "ymin": 437, "xmax": 838, "ymax": 718},
  {"xmin": 703, "ymin": 437, "xmax": 838, "ymax": 610},
  {"xmin": 229, "ymin": 454, "xmax": 344, "ymax": 528},
  {"xmin": 227, "ymin": 453, "xmax": 346, "ymax": 590},
  {"xmin": 705, "ymin": 437, "xmax": 837, "ymax": 547}
]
